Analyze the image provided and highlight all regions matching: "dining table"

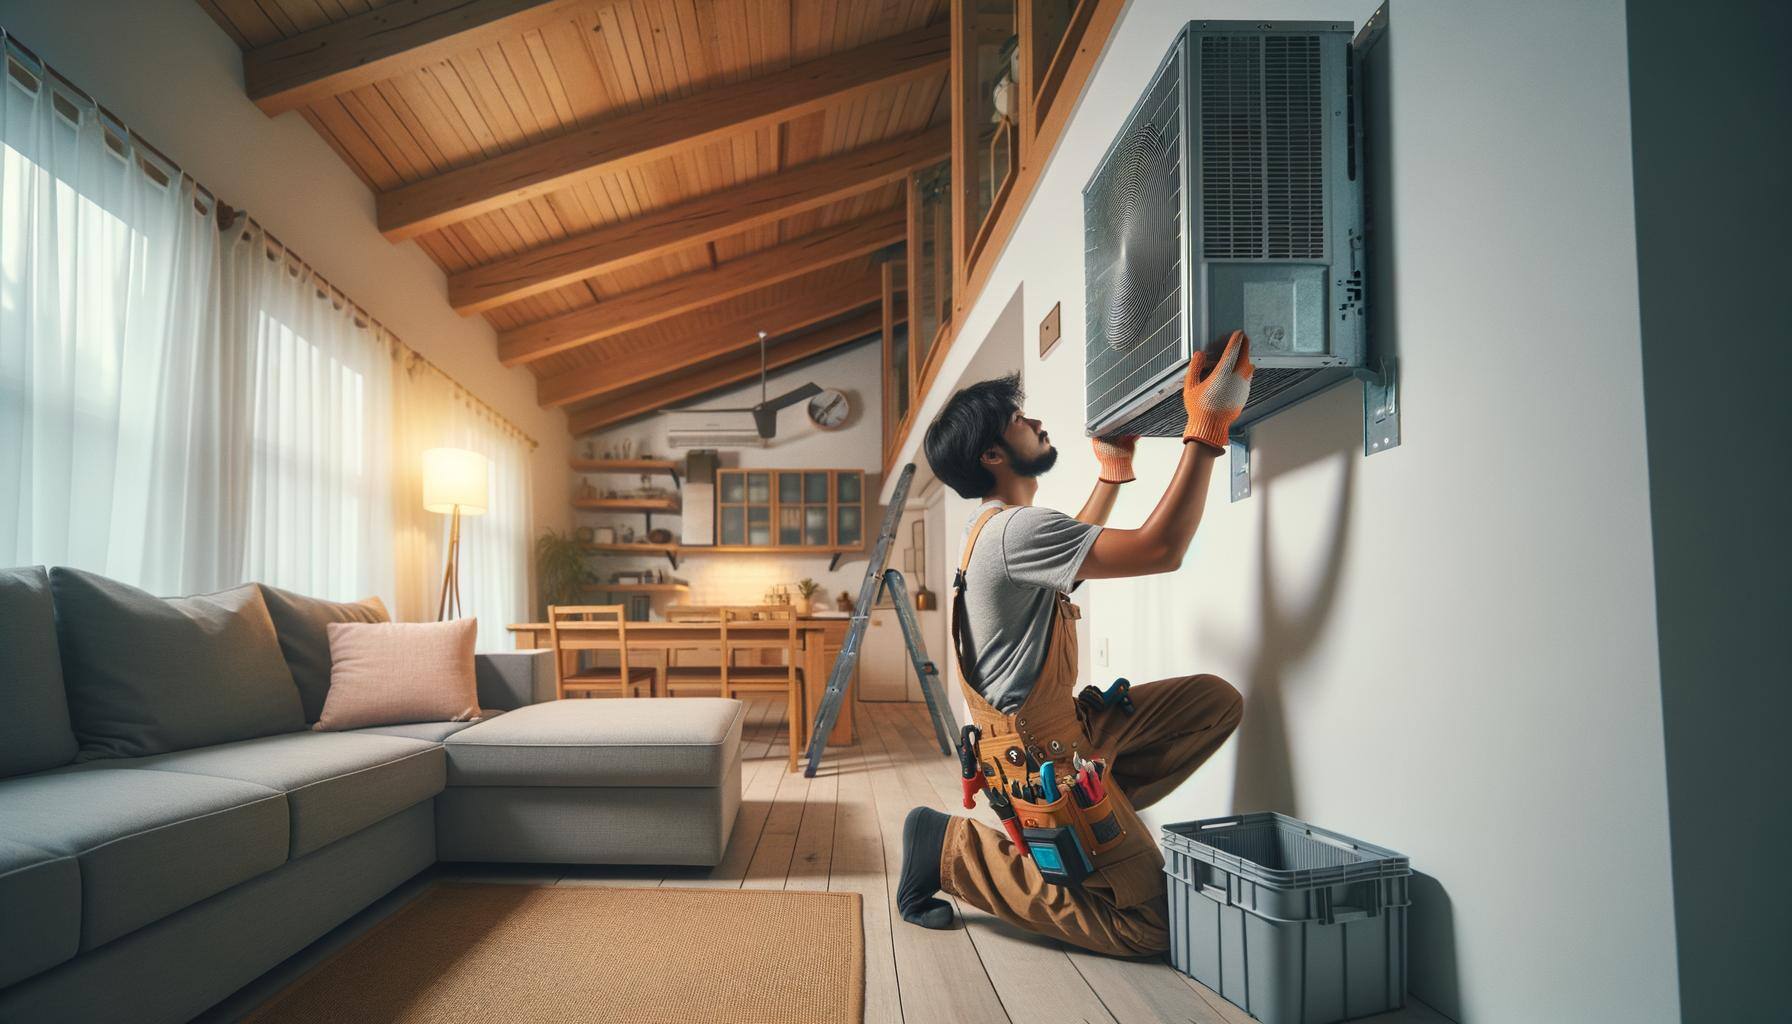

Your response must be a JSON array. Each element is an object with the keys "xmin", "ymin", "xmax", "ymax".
[{"xmin": 507, "ymin": 616, "xmax": 856, "ymax": 746}]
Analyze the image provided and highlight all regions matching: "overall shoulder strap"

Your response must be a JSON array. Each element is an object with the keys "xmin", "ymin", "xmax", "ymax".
[
  {"xmin": 957, "ymin": 506, "xmax": 1006, "ymax": 576},
  {"xmin": 951, "ymin": 506, "xmax": 1009, "ymax": 685}
]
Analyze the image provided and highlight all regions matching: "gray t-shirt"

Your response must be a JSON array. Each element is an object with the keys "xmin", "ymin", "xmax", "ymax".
[{"xmin": 955, "ymin": 501, "xmax": 1102, "ymax": 713}]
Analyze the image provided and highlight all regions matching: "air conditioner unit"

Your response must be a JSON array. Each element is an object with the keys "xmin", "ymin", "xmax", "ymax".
[
  {"xmin": 662, "ymin": 409, "xmax": 768, "ymax": 450},
  {"xmin": 1083, "ymin": 20, "xmax": 1370, "ymax": 447}
]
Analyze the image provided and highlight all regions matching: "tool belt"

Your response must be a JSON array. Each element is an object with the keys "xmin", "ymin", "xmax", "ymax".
[{"xmin": 960, "ymin": 721, "xmax": 1129, "ymax": 888}]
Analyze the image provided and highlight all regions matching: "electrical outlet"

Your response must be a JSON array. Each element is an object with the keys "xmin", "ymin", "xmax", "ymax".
[{"xmin": 1096, "ymin": 636, "xmax": 1110, "ymax": 667}]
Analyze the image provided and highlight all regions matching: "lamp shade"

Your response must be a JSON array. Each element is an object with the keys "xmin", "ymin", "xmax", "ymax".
[{"xmin": 422, "ymin": 447, "xmax": 489, "ymax": 516}]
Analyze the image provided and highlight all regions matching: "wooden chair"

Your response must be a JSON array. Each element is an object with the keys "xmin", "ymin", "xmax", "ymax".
[
  {"xmin": 547, "ymin": 605, "xmax": 654, "ymax": 700},
  {"xmin": 662, "ymin": 605, "xmax": 720, "ymax": 681},
  {"xmin": 666, "ymin": 605, "xmax": 804, "ymax": 771}
]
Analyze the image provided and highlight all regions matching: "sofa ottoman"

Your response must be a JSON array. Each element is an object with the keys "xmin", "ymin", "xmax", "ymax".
[{"xmin": 434, "ymin": 698, "xmax": 745, "ymax": 867}]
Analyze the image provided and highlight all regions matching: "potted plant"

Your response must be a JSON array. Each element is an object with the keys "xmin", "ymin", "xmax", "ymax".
[
  {"xmin": 535, "ymin": 529, "xmax": 587, "ymax": 616},
  {"xmin": 795, "ymin": 578, "xmax": 822, "ymax": 616}
]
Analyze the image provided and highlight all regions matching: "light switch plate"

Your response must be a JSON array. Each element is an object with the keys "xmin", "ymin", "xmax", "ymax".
[
  {"xmin": 1039, "ymin": 302, "xmax": 1062, "ymax": 359},
  {"xmin": 1096, "ymin": 636, "xmax": 1110, "ymax": 667}
]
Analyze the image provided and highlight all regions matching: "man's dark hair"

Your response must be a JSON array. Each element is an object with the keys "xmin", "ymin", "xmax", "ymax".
[{"xmin": 924, "ymin": 374, "xmax": 1023, "ymax": 499}]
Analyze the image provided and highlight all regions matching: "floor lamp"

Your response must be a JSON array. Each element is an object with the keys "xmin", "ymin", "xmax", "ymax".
[{"xmin": 423, "ymin": 447, "xmax": 490, "ymax": 621}]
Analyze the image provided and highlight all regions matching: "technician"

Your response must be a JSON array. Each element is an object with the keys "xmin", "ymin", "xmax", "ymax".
[{"xmin": 896, "ymin": 330, "xmax": 1252, "ymax": 955}]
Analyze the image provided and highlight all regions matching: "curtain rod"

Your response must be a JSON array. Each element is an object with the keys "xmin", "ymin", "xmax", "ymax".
[{"xmin": 1, "ymin": 28, "xmax": 540, "ymax": 452}]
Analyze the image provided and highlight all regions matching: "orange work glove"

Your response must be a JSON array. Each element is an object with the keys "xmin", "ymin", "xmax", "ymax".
[
  {"xmin": 1091, "ymin": 435, "xmax": 1139, "ymax": 484},
  {"xmin": 1182, "ymin": 329, "xmax": 1254, "ymax": 451}
]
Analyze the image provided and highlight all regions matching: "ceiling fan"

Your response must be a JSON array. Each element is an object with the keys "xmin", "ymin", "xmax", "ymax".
[{"xmin": 701, "ymin": 330, "xmax": 822, "ymax": 440}]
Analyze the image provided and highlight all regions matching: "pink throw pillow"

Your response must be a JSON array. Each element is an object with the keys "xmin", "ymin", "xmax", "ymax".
[{"xmin": 313, "ymin": 619, "xmax": 482, "ymax": 731}]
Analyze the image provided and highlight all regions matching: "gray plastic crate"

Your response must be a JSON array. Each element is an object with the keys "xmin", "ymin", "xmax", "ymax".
[{"xmin": 1162, "ymin": 813, "xmax": 1411, "ymax": 1024}]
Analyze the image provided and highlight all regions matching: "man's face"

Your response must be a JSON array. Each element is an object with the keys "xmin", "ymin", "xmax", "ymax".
[{"xmin": 996, "ymin": 408, "xmax": 1058, "ymax": 478}]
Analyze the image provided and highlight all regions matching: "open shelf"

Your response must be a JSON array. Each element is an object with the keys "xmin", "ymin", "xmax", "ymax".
[
  {"xmin": 696, "ymin": 545, "xmax": 860, "ymax": 555},
  {"xmin": 582, "ymin": 543, "xmax": 678, "ymax": 556},
  {"xmin": 578, "ymin": 582, "xmax": 690, "ymax": 594},
  {"xmin": 573, "ymin": 497, "xmax": 680, "ymax": 514},
  {"xmin": 570, "ymin": 458, "xmax": 680, "ymax": 474}
]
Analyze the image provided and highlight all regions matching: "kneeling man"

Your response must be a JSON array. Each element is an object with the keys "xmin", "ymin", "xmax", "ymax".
[{"xmin": 897, "ymin": 331, "xmax": 1253, "ymax": 956}]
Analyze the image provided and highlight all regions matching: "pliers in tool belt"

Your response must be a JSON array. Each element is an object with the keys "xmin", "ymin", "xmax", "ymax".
[
  {"xmin": 958, "ymin": 724, "xmax": 986, "ymax": 809},
  {"xmin": 1077, "ymin": 677, "xmax": 1135, "ymax": 717}
]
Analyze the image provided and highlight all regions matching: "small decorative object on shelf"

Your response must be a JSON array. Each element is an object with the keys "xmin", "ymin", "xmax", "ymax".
[
  {"xmin": 577, "ymin": 480, "xmax": 599, "ymax": 501},
  {"xmin": 836, "ymin": 591, "xmax": 854, "ymax": 613},
  {"xmin": 795, "ymin": 578, "xmax": 821, "ymax": 616},
  {"xmin": 581, "ymin": 440, "xmax": 596, "ymax": 460},
  {"xmin": 620, "ymin": 525, "xmax": 636, "ymax": 544},
  {"xmin": 574, "ymin": 526, "xmax": 595, "ymax": 545},
  {"xmin": 593, "ymin": 526, "xmax": 616, "ymax": 545},
  {"xmin": 646, "ymin": 527, "xmax": 673, "ymax": 545}
]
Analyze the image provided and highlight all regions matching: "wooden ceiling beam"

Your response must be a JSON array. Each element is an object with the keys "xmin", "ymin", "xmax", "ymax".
[
  {"xmin": 497, "ymin": 208, "xmax": 904, "ymax": 367},
  {"xmin": 244, "ymin": 0, "xmax": 588, "ymax": 117},
  {"xmin": 450, "ymin": 126, "xmax": 948, "ymax": 315},
  {"xmin": 537, "ymin": 270, "xmax": 883, "ymax": 409},
  {"xmin": 566, "ymin": 309, "xmax": 900, "ymax": 435},
  {"xmin": 377, "ymin": 22, "xmax": 949, "ymax": 241}
]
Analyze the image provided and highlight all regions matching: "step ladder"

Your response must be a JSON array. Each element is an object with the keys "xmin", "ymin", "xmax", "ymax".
[{"xmin": 803, "ymin": 463, "xmax": 957, "ymax": 776}]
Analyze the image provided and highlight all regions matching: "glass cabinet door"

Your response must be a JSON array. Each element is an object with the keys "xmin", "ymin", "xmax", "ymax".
[
  {"xmin": 747, "ymin": 472, "xmax": 771, "ymax": 504},
  {"xmin": 804, "ymin": 472, "xmax": 828, "ymax": 503},
  {"xmin": 719, "ymin": 472, "xmax": 745, "ymax": 503},
  {"xmin": 911, "ymin": 163, "xmax": 953, "ymax": 374},
  {"xmin": 778, "ymin": 472, "xmax": 802, "ymax": 504},
  {"xmin": 804, "ymin": 508, "xmax": 829, "ymax": 546},
  {"xmin": 964, "ymin": 3, "xmax": 1020, "ymax": 248},
  {"xmin": 720, "ymin": 506, "xmax": 745, "ymax": 546},
  {"xmin": 836, "ymin": 506, "xmax": 862, "ymax": 547},
  {"xmin": 778, "ymin": 507, "xmax": 802, "ymax": 546},
  {"xmin": 836, "ymin": 472, "xmax": 861, "ymax": 504},
  {"xmin": 747, "ymin": 506, "xmax": 771, "ymax": 546}
]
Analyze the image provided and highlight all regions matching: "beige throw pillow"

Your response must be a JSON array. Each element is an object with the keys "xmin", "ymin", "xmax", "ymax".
[{"xmin": 313, "ymin": 618, "xmax": 482, "ymax": 731}]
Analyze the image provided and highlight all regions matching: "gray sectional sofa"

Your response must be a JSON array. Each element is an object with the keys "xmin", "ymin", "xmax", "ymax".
[{"xmin": 0, "ymin": 566, "xmax": 744, "ymax": 1024}]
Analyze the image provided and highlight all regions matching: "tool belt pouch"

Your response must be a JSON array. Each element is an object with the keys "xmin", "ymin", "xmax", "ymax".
[{"xmin": 1008, "ymin": 790, "xmax": 1128, "ymax": 887}]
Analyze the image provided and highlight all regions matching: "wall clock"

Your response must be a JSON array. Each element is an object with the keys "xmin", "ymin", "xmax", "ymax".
[{"xmin": 807, "ymin": 388, "xmax": 850, "ymax": 430}]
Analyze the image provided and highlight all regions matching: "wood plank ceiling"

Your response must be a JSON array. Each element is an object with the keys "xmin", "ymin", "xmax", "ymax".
[{"xmin": 196, "ymin": 0, "xmax": 949, "ymax": 435}]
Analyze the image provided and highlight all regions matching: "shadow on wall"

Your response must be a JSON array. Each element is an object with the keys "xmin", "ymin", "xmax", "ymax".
[{"xmin": 1211, "ymin": 393, "xmax": 1358, "ymax": 818}]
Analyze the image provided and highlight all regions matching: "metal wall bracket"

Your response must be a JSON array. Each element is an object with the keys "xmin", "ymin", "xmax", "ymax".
[
  {"xmin": 1229, "ymin": 433, "xmax": 1252, "ymax": 502},
  {"xmin": 1357, "ymin": 357, "xmax": 1400, "ymax": 456}
]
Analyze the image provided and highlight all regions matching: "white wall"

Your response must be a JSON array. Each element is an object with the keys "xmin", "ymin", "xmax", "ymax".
[
  {"xmin": 898, "ymin": 2, "xmax": 1678, "ymax": 1020},
  {"xmin": 0, "ymin": 0, "xmax": 573, "ymax": 547},
  {"xmin": 579, "ymin": 338, "xmax": 885, "ymax": 612}
]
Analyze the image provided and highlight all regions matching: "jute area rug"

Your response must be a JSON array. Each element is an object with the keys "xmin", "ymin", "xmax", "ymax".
[{"xmin": 248, "ymin": 883, "xmax": 864, "ymax": 1024}]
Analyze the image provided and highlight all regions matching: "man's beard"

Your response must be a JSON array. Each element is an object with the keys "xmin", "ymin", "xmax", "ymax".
[{"xmin": 1000, "ymin": 440, "xmax": 1058, "ymax": 478}]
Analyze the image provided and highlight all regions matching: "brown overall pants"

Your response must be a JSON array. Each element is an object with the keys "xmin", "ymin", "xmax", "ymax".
[{"xmin": 939, "ymin": 507, "xmax": 1243, "ymax": 956}]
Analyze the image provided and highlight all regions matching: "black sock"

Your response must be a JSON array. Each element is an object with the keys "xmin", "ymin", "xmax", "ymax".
[{"xmin": 897, "ymin": 806, "xmax": 953, "ymax": 929}]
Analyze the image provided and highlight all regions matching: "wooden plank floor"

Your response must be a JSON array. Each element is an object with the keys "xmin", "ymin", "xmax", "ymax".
[{"xmin": 203, "ymin": 699, "xmax": 1455, "ymax": 1023}]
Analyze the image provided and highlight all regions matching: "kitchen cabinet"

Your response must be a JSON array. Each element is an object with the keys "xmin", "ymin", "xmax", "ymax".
[{"xmin": 715, "ymin": 469, "xmax": 866, "ymax": 553}]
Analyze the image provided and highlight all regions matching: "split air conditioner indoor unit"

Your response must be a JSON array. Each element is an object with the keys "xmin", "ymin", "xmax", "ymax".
[
  {"xmin": 662, "ymin": 409, "xmax": 768, "ymax": 450},
  {"xmin": 1083, "ymin": 19, "xmax": 1375, "ymax": 447}
]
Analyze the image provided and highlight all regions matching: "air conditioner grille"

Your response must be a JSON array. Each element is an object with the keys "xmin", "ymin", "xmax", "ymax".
[
  {"xmin": 1200, "ymin": 33, "xmax": 1325, "ymax": 261},
  {"xmin": 1084, "ymin": 51, "xmax": 1184, "ymax": 427},
  {"xmin": 1200, "ymin": 35, "xmax": 1263, "ymax": 260}
]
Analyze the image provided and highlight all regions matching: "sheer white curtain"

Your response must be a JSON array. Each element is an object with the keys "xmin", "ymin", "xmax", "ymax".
[
  {"xmin": 391, "ymin": 359, "xmax": 533, "ymax": 650},
  {"xmin": 0, "ymin": 41, "xmax": 531, "ymax": 639},
  {"xmin": 223, "ymin": 221, "xmax": 395, "ymax": 602},
  {"xmin": 0, "ymin": 51, "xmax": 240, "ymax": 595}
]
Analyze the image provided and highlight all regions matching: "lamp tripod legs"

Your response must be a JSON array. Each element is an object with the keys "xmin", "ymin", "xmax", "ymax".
[{"xmin": 437, "ymin": 506, "xmax": 463, "ymax": 621}]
